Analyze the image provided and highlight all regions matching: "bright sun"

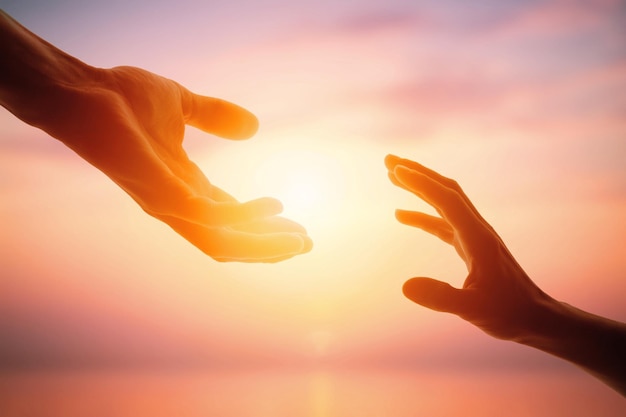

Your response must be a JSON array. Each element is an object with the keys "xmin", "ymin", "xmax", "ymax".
[{"xmin": 253, "ymin": 148, "xmax": 347, "ymax": 230}]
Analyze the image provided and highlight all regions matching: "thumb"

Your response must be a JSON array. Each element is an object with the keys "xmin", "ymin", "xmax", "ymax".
[
  {"xmin": 402, "ymin": 277, "xmax": 466, "ymax": 315},
  {"xmin": 187, "ymin": 95, "xmax": 259, "ymax": 140}
]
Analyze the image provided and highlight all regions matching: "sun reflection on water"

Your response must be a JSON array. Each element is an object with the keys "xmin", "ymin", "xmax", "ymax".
[{"xmin": 309, "ymin": 371, "xmax": 332, "ymax": 417}]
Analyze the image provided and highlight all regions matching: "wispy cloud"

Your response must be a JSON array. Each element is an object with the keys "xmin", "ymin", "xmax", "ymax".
[{"xmin": 480, "ymin": 0, "xmax": 625, "ymax": 39}]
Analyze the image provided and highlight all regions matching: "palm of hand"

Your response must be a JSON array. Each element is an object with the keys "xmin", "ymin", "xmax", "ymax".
[{"xmin": 40, "ymin": 65, "xmax": 311, "ymax": 262}]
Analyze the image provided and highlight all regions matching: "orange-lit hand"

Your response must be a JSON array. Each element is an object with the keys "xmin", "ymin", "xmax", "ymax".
[
  {"xmin": 385, "ymin": 154, "xmax": 550, "ymax": 340},
  {"xmin": 385, "ymin": 154, "xmax": 626, "ymax": 395},
  {"xmin": 57, "ymin": 66, "xmax": 312, "ymax": 263},
  {"xmin": 0, "ymin": 11, "xmax": 311, "ymax": 262}
]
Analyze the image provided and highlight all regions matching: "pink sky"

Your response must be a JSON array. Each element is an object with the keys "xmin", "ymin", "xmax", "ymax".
[{"xmin": 1, "ymin": 0, "xmax": 625, "ymax": 376}]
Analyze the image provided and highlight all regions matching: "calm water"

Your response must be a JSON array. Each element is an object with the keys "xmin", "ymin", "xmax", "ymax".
[{"xmin": 0, "ymin": 368, "xmax": 624, "ymax": 416}]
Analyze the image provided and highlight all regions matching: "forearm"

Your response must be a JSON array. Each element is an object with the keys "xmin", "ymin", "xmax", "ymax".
[
  {"xmin": 519, "ymin": 297, "xmax": 626, "ymax": 395},
  {"xmin": 0, "ymin": 10, "xmax": 95, "ymax": 126}
]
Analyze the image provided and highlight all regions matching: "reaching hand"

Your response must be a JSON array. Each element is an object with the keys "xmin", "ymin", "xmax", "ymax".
[
  {"xmin": 385, "ymin": 154, "xmax": 550, "ymax": 340},
  {"xmin": 385, "ymin": 154, "xmax": 626, "ymax": 395},
  {"xmin": 38, "ymin": 66, "xmax": 312, "ymax": 263},
  {"xmin": 0, "ymin": 11, "xmax": 311, "ymax": 262}
]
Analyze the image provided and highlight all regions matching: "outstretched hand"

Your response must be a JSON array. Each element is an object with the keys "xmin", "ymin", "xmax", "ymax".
[
  {"xmin": 45, "ymin": 66, "xmax": 312, "ymax": 262},
  {"xmin": 0, "ymin": 9, "xmax": 311, "ymax": 262},
  {"xmin": 386, "ymin": 154, "xmax": 626, "ymax": 395},
  {"xmin": 385, "ymin": 154, "xmax": 552, "ymax": 341}
]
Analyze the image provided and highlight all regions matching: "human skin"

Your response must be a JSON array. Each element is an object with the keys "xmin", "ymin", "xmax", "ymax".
[
  {"xmin": 386, "ymin": 154, "xmax": 626, "ymax": 396},
  {"xmin": 0, "ymin": 10, "xmax": 312, "ymax": 262}
]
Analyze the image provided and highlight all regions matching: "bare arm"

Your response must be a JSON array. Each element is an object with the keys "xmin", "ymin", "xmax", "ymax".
[
  {"xmin": 385, "ymin": 154, "xmax": 626, "ymax": 396},
  {"xmin": 0, "ymin": 10, "xmax": 312, "ymax": 262}
]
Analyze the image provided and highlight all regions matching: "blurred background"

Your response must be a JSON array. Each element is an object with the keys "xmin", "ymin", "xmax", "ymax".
[{"xmin": 1, "ymin": 0, "xmax": 625, "ymax": 415}]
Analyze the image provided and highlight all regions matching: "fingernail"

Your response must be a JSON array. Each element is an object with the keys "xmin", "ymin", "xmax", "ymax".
[{"xmin": 394, "ymin": 165, "xmax": 413, "ymax": 178}]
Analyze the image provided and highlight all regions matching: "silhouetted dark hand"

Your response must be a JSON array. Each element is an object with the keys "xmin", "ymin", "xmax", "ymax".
[
  {"xmin": 0, "ymin": 10, "xmax": 311, "ymax": 262},
  {"xmin": 386, "ymin": 154, "xmax": 626, "ymax": 396}
]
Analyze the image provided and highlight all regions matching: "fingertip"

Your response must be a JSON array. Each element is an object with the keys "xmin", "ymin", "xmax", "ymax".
[
  {"xmin": 188, "ymin": 96, "xmax": 259, "ymax": 140},
  {"xmin": 402, "ymin": 278, "xmax": 421, "ymax": 301},
  {"xmin": 239, "ymin": 111, "xmax": 259, "ymax": 139},
  {"xmin": 394, "ymin": 208, "xmax": 402, "ymax": 221},
  {"xmin": 402, "ymin": 277, "xmax": 443, "ymax": 309},
  {"xmin": 394, "ymin": 208, "xmax": 410, "ymax": 223},
  {"xmin": 301, "ymin": 235, "xmax": 314, "ymax": 253},
  {"xmin": 401, "ymin": 277, "xmax": 463, "ymax": 314},
  {"xmin": 224, "ymin": 107, "xmax": 258, "ymax": 140},
  {"xmin": 384, "ymin": 154, "xmax": 401, "ymax": 170}
]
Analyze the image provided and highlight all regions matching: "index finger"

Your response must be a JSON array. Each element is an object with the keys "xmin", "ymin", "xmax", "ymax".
[
  {"xmin": 392, "ymin": 165, "xmax": 483, "ymax": 237},
  {"xmin": 386, "ymin": 154, "xmax": 503, "ymax": 239}
]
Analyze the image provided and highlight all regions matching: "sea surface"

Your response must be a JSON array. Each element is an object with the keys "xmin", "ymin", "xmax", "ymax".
[{"xmin": 0, "ymin": 368, "xmax": 624, "ymax": 416}]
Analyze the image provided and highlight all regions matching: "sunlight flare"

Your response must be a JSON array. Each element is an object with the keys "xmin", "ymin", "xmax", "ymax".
[{"xmin": 254, "ymin": 148, "xmax": 348, "ymax": 230}]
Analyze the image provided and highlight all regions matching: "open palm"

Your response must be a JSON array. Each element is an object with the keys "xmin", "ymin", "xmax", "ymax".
[{"xmin": 34, "ymin": 65, "xmax": 311, "ymax": 262}]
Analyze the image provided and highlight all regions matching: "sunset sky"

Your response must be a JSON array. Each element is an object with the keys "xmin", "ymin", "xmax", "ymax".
[{"xmin": 1, "ymin": 0, "xmax": 625, "ymax": 375}]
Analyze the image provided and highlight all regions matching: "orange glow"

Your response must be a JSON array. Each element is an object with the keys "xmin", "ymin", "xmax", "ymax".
[
  {"xmin": 251, "ymin": 146, "xmax": 349, "ymax": 231},
  {"xmin": 1, "ymin": 3, "xmax": 625, "ymax": 405}
]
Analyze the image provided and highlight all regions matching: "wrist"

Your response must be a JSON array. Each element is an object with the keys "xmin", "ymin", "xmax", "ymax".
[
  {"xmin": 512, "ymin": 295, "xmax": 572, "ymax": 348},
  {"xmin": 513, "ymin": 293, "xmax": 626, "ymax": 394}
]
